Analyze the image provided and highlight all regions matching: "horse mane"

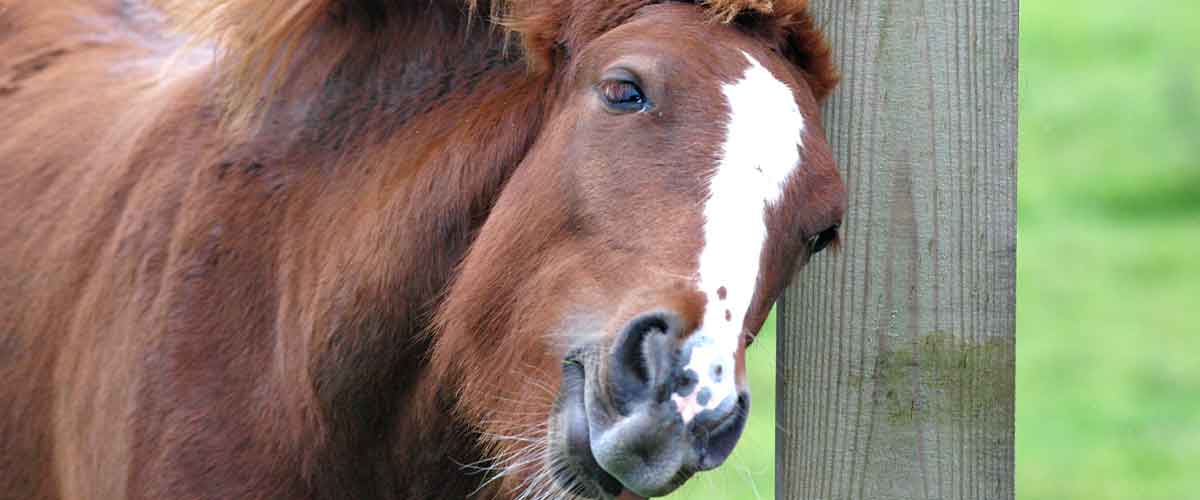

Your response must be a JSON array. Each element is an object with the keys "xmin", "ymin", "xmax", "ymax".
[{"xmin": 153, "ymin": 0, "xmax": 838, "ymax": 131}]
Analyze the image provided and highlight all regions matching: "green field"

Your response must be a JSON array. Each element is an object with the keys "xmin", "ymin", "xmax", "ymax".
[
  {"xmin": 672, "ymin": 1, "xmax": 1200, "ymax": 498},
  {"xmin": 1018, "ymin": 1, "xmax": 1200, "ymax": 498}
]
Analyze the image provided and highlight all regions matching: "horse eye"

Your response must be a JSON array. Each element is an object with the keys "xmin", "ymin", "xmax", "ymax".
[
  {"xmin": 597, "ymin": 79, "xmax": 648, "ymax": 112},
  {"xmin": 808, "ymin": 224, "xmax": 840, "ymax": 255}
]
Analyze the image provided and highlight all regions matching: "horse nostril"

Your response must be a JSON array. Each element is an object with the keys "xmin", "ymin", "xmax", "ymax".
[
  {"xmin": 610, "ymin": 311, "xmax": 683, "ymax": 411},
  {"xmin": 694, "ymin": 392, "xmax": 750, "ymax": 471},
  {"xmin": 622, "ymin": 326, "xmax": 657, "ymax": 385}
]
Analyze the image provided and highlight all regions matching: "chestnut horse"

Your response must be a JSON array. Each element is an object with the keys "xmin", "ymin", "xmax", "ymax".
[{"xmin": 0, "ymin": 0, "xmax": 845, "ymax": 498}]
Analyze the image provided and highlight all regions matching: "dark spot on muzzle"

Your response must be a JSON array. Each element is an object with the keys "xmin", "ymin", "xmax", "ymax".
[{"xmin": 673, "ymin": 369, "xmax": 698, "ymax": 398}]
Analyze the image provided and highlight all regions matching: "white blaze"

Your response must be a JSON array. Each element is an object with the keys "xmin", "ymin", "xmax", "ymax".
[{"xmin": 672, "ymin": 52, "xmax": 806, "ymax": 422}]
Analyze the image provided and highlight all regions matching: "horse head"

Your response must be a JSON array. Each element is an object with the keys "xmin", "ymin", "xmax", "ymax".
[{"xmin": 434, "ymin": 2, "xmax": 846, "ymax": 497}]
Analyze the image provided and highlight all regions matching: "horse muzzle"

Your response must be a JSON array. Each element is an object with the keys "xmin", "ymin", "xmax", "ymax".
[{"xmin": 554, "ymin": 310, "xmax": 750, "ymax": 498}]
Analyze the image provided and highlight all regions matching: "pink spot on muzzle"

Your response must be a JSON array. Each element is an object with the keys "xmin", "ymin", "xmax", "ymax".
[{"xmin": 671, "ymin": 392, "xmax": 705, "ymax": 423}]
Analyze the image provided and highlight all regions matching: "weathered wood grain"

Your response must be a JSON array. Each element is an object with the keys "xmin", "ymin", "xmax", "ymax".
[{"xmin": 777, "ymin": 1, "xmax": 1018, "ymax": 499}]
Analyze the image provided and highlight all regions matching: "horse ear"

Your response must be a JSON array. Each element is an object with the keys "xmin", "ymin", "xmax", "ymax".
[
  {"xmin": 696, "ymin": 1, "xmax": 839, "ymax": 101},
  {"xmin": 491, "ymin": 0, "xmax": 569, "ymax": 73},
  {"xmin": 700, "ymin": 0, "xmax": 781, "ymax": 23},
  {"xmin": 780, "ymin": 9, "xmax": 840, "ymax": 102}
]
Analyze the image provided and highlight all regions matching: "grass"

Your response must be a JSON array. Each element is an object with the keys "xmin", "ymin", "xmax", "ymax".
[
  {"xmin": 1018, "ymin": 1, "xmax": 1200, "ymax": 498},
  {"xmin": 674, "ymin": 1, "xmax": 1200, "ymax": 498}
]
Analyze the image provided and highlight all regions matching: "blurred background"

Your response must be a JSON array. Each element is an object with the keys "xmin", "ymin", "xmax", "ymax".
[
  {"xmin": 1018, "ymin": 0, "xmax": 1199, "ymax": 498},
  {"xmin": 670, "ymin": 1, "xmax": 1200, "ymax": 498}
]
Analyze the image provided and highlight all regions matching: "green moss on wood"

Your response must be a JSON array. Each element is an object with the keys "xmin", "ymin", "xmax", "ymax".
[{"xmin": 869, "ymin": 332, "xmax": 1015, "ymax": 425}]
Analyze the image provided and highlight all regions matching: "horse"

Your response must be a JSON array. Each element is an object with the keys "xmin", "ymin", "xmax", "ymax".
[{"xmin": 0, "ymin": 0, "xmax": 845, "ymax": 498}]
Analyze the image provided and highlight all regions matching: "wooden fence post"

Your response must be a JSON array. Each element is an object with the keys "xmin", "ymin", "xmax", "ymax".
[{"xmin": 777, "ymin": 1, "xmax": 1018, "ymax": 499}]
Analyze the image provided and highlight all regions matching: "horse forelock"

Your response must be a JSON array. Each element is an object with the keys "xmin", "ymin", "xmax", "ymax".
[{"xmin": 493, "ymin": 0, "xmax": 838, "ymax": 95}]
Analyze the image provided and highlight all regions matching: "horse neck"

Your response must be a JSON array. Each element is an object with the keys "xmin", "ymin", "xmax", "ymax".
[
  {"xmin": 266, "ymin": 5, "xmax": 542, "ymax": 328},
  {"xmin": 253, "ymin": 20, "xmax": 554, "ymax": 492}
]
